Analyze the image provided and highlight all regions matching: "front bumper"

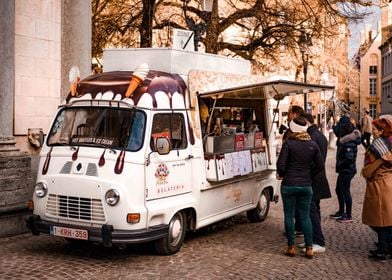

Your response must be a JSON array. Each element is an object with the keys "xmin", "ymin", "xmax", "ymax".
[{"xmin": 26, "ymin": 214, "xmax": 168, "ymax": 247}]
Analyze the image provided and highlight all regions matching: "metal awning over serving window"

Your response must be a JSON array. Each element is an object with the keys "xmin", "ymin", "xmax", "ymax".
[{"xmin": 197, "ymin": 80, "xmax": 335, "ymax": 100}]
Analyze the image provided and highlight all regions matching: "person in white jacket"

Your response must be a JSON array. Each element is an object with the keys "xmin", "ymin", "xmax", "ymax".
[{"xmin": 360, "ymin": 110, "xmax": 373, "ymax": 149}]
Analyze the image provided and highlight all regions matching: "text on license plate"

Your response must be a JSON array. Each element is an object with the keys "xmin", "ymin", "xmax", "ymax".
[{"xmin": 50, "ymin": 226, "xmax": 88, "ymax": 240}]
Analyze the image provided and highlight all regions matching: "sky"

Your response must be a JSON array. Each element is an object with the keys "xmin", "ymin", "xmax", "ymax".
[{"xmin": 348, "ymin": 4, "xmax": 381, "ymax": 59}]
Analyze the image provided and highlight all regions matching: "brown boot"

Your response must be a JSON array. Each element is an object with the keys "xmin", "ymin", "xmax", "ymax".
[
  {"xmin": 305, "ymin": 247, "xmax": 313, "ymax": 259},
  {"xmin": 285, "ymin": 245, "xmax": 296, "ymax": 257}
]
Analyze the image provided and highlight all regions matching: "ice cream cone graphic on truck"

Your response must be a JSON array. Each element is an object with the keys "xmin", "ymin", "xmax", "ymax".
[
  {"xmin": 68, "ymin": 66, "xmax": 80, "ymax": 96},
  {"xmin": 125, "ymin": 63, "xmax": 149, "ymax": 97}
]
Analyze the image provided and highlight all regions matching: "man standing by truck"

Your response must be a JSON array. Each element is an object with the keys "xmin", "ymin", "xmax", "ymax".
[{"xmin": 299, "ymin": 113, "xmax": 331, "ymax": 253}]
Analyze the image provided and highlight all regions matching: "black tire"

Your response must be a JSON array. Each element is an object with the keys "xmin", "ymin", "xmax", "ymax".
[
  {"xmin": 247, "ymin": 189, "xmax": 270, "ymax": 222},
  {"xmin": 154, "ymin": 211, "xmax": 187, "ymax": 255}
]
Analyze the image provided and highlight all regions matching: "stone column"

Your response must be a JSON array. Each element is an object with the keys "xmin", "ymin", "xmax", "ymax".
[
  {"xmin": 0, "ymin": 0, "xmax": 18, "ymax": 154},
  {"xmin": 61, "ymin": 0, "xmax": 92, "ymax": 99},
  {"xmin": 0, "ymin": 0, "xmax": 33, "ymax": 237}
]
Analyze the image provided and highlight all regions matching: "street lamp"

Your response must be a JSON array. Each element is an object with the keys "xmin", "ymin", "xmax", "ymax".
[
  {"xmin": 298, "ymin": 28, "xmax": 312, "ymax": 109},
  {"xmin": 183, "ymin": 0, "xmax": 213, "ymax": 51}
]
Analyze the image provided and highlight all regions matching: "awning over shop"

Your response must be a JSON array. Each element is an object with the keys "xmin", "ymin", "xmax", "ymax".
[{"xmin": 197, "ymin": 80, "xmax": 335, "ymax": 100}]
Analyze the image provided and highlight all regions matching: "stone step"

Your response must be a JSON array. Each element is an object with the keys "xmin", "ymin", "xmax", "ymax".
[{"xmin": 0, "ymin": 209, "xmax": 32, "ymax": 237}]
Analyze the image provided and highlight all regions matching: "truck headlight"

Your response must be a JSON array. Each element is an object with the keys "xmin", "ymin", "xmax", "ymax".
[
  {"xmin": 105, "ymin": 189, "xmax": 120, "ymax": 206},
  {"xmin": 34, "ymin": 182, "xmax": 48, "ymax": 198}
]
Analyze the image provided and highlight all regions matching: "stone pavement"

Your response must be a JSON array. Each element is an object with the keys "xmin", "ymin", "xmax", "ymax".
[{"xmin": 0, "ymin": 145, "xmax": 391, "ymax": 280}]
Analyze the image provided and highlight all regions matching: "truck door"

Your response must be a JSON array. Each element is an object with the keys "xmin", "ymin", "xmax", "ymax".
[{"xmin": 145, "ymin": 112, "xmax": 193, "ymax": 200}]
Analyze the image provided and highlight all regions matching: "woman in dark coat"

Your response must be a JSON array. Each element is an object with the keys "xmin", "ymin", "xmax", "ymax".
[
  {"xmin": 277, "ymin": 116, "xmax": 324, "ymax": 259},
  {"xmin": 330, "ymin": 116, "xmax": 361, "ymax": 223}
]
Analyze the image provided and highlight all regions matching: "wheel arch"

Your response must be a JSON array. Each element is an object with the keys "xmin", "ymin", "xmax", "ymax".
[{"xmin": 181, "ymin": 207, "xmax": 197, "ymax": 231}]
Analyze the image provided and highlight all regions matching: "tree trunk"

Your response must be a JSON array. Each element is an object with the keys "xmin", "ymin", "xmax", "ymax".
[
  {"xmin": 140, "ymin": 0, "xmax": 156, "ymax": 48},
  {"xmin": 204, "ymin": 0, "xmax": 219, "ymax": 54}
]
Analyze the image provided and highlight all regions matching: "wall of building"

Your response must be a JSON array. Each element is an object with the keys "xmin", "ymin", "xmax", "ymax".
[
  {"xmin": 379, "ymin": 2, "xmax": 392, "ymax": 114},
  {"xmin": 14, "ymin": 0, "xmax": 62, "ymax": 142},
  {"xmin": 380, "ymin": 36, "xmax": 392, "ymax": 114},
  {"xmin": 359, "ymin": 30, "xmax": 382, "ymax": 118},
  {"xmin": 0, "ymin": 0, "xmax": 90, "ymax": 237},
  {"xmin": 13, "ymin": 0, "xmax": 92, "ymax": 155}
]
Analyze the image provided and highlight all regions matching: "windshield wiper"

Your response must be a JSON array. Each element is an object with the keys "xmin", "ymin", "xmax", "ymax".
[
  {"xmin": 80, "ymin": 142, "xmax": 117, "ymax": 154},
  {"xmin": 51, "ymin": 142, "xmax": 77, "ymax": 150}
]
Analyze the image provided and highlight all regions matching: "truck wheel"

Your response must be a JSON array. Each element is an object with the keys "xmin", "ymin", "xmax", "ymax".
[
  {"xmin": 247, "ymin": 189, "xmax": 270, "ymax": 222},
  {"xmin": 154, "ymin": 211, "xmax": 187, "ymax": 255}
]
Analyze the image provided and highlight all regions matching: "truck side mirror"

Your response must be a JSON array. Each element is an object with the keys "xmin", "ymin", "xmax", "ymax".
[{"xmin": 156, "ymin": 137, "xmax": 170, "ymax": 155}]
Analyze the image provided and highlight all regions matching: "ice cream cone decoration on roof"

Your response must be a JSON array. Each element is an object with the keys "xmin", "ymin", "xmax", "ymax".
[
  {"xmin": 69, "ymin": 66, "xmax": 80, "ymax": 96},
  {"xmin": 125, "ymin": 63, "xmax": 149, "ymax": 98}
]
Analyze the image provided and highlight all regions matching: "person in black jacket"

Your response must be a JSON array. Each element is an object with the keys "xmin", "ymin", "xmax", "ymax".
[
  {"xmin": 282, "ymin": 105, "xmax": 306, "ymax": 236},
  {"xmin": 330, "ymin": 116, "xmax": 361, "ymax": 223},
  {"xmin": 277, "ymin": 116, "xmax": 324, "ymax": 259},
  {"xmin": 300, "ymin": 113, "xmax": 331, "ymax": 253}
]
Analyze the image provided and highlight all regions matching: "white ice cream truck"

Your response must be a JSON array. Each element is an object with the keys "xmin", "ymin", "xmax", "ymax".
[{"xmin": 27, "ymin": 48, "xmax": 333, "ymax": 254}]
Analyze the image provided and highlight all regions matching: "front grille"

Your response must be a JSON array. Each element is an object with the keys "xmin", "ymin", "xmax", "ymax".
[
  {"xmin": 46, "ymin": 194, "xmax": 105, "ymax": 223},
  {"xmin": 59, "ymin": 162, "xmax": 98, "ymax": 176}
]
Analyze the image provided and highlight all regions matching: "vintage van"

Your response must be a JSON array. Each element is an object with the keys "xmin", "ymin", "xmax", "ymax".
[{"xmin": 26, "ymin": 48, "xmax": 333, "ymax": 254}]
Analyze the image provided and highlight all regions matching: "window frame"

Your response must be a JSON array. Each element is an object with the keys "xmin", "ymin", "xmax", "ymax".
[
  {"xmin": 369, "ymin": 78, "xmax": 377, "ymax": 96},
  {"xmin": 369, "ymin": 104, "xmax": 377, "ymax": 119},
  {"xmin": 150, "ymin": 112, "xmax": 188, "ymax": 151}
]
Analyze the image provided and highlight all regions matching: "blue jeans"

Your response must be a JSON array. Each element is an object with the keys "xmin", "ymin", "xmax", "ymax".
[
  {"xmin": 281, "ymin": 185, "xmax": 313, "ymax": 247},
  {"xmin": 335, "ymin": 174, "xmax": 354, "ymax": 216}
]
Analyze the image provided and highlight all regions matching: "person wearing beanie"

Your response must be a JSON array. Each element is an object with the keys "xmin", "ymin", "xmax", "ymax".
[
  {"xmin": 362, "ymin": 118, "xmax": 392, "ymax": 262},
  {"xmin": 282, "ymin": 105, "xmax": 305, "ymax": 141},
  {"xmin": 330, "ymin": 117, "xmax": 361, "ymax": 223},
  {"xmin": 277, "ymin": 116, "xmax": 324, "ymax": 259},
  {"xmin": 332, "ymin": 115, "xmax": 351, "ymax": 138},
  {"xmin": 281, "ymin": 106, "xmax": 307, "ymax": 237}
]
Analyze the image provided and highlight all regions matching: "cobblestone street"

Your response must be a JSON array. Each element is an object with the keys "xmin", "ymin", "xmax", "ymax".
[{"xmin": 0, "ymin": 146, "xmax": 391, "ymax": 279}]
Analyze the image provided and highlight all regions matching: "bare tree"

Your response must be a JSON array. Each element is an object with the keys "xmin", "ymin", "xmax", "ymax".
[
  {"xmin": 92, "ymin": 0, "xmax": 143, "ymax": 65},
  {"xmin": 92, "ymin": 0, "xmax": 371, "ymax": 64}
]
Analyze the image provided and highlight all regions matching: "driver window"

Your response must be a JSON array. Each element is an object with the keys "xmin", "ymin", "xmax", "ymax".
[{"xmin": 151, "ymin": 113, "xmax": 187, "ymax": 151}]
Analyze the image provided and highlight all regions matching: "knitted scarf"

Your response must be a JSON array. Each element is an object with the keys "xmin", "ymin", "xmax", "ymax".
[
  {"xmin": 288, "ymin": 132, "xmax": 311, "ymax": 141},
  {"xmin": 365, "ymin": 136, "xmax": 392, "ymax": 165}
]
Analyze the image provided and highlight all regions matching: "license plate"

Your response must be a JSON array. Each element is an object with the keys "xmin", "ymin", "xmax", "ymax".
[{"xmin": 50, "ymin": 225, "xmax": 88, "ymax": 240}]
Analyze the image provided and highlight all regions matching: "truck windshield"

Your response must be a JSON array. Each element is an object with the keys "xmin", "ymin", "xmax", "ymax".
[{"xmin": 47, "ymin": 107, "xmax": 146, "ymax": 151}]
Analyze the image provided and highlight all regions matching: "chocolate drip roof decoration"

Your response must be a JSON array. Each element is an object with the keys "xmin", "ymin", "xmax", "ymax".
[{"xmin": 65, "ymin": 66, "xmax": 188, "ymax": 110}]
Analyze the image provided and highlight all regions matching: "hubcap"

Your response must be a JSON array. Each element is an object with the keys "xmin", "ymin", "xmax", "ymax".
[
  {"xmin": 169, "ymin": 214, "xmax": 183, "ymax": 246},
  {"xmin": 171, "ymin": 219, "xmax": 182, "ymax": 240},
  {"xmin": 258, "ymin": 194, "xmax": 267, "ymax": 216}
]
